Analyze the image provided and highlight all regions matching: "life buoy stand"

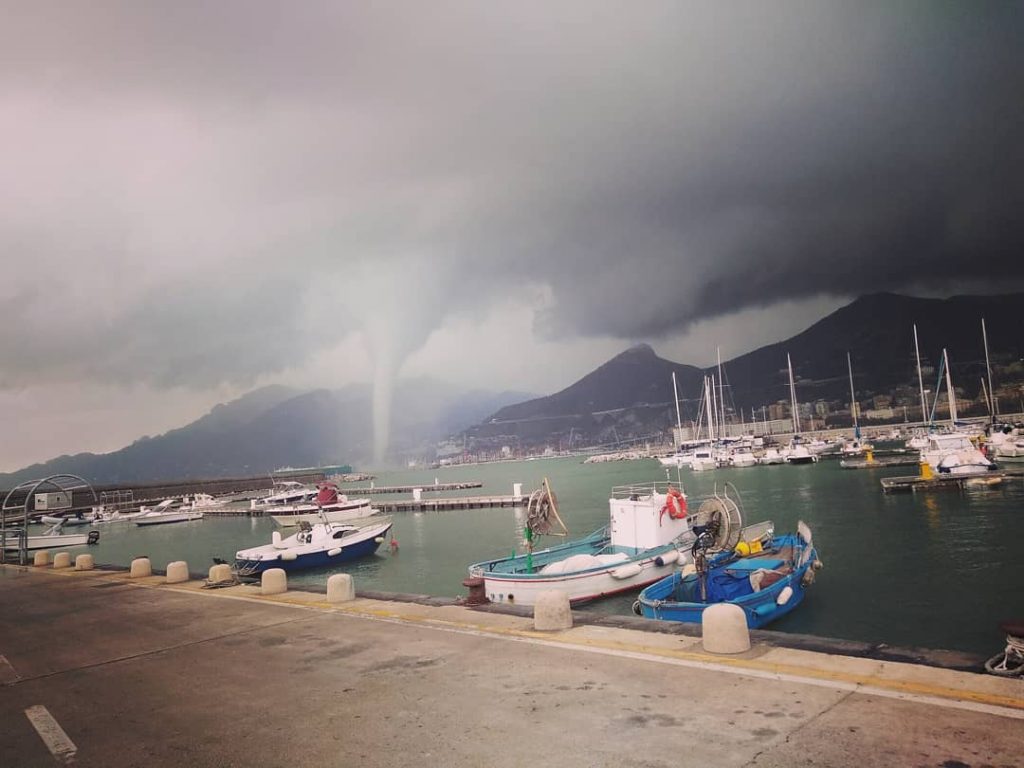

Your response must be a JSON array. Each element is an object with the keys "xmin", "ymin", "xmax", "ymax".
[{"xmin": 659, "ymin": 487, "xmax": 687, "ymax": 525}]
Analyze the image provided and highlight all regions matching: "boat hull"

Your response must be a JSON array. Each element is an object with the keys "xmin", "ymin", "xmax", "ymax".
[
  {"xmin": 235, "ymin": 528, "xmax": 388, "ymax": 574},
  {"xmin": 637, "ymin": 533, "xmax": 818, "ymax": 629},
  {"xmin": 469, "ymin": 530, "xmax": 692, "ymax": 606},
  {"xmin": 136, "ymin": 512, "xmax": 204, "ymax": 526},
  {"xmin": 3, "ymin": 532, "xmax": 96, "ymax": 550}
]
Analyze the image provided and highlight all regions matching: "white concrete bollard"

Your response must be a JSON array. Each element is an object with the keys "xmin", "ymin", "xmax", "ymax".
[
  {"xmin": 701, "ymin": 603, "xmax": 751, "ymax": 654},
  {"xmin": 327, "ymin": 573, "xmax": 355, "ymax": 603},
  {"xmin": 208, "ymin": 563, "xmax": 232, "ymax": 583},
  {"xmin": 33, "ymin": 550, "xmax": 51, "ymax": 567},
  {"xmin": 513, "ymin": 482, "xmax": 523, "ymax": 498},
  {"xmin": 261, "ymin": 568, "xmax": 287, "ymax": 595},
  {"xmin": 533, "ymin": 590, "xmax": 573, "ymax": 631},
  {"xmin": 166, "ymin": 561, "xmax": 189, "ymax": 584},
  {"xmin": 75, "ymin": 554, "xmax": 94, "ymax": 571},
  {"xmin": 52, "ymin": 552, "xmax": 72, "ymax": 569},
  {"xmin": 129, "ymin": 557, "xmax": 152, "ymax": 579},
  {"xmin": 412, "ymin": 488, "xmax": 422, "ymax": 501}
]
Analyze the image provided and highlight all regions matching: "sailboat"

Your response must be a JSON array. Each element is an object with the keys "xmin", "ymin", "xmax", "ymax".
[
  {"xmin": 918, "ymin": 349, "xmax": 995, "ymax": 476},
  {"xmin": 784, "ymin": 354, "xmax": 818, "ymax": 465},
  {"xmin": 840, "ymin": 352, "xmax": 873, "ymax": 457}
]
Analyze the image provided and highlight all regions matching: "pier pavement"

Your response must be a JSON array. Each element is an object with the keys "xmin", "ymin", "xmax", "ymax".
[{"xmin": 1, "ymin": 564, "xmax": 1021, "ymax": 768}]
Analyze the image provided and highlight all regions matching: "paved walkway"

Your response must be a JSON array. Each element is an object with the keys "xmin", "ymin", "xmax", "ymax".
[{"xmin": 1, "ymin": 564, "xmax": 1021, "ymax": 768}]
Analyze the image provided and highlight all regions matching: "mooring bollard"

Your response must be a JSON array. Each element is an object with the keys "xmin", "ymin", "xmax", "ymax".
[
  {"xmin": 327, "ymin": 573, "xmax": 355, "ymax": 603},
  {"xmin": 129, "ymin": 557, "xmax": 152, "ymax": 578},
  {"xmin": 701, "ymin": 603, "xmax": 751, "ymax": 654},
  {"xmin": 33, "ymin": 550, "xmax": 50, "ymax": 567},
  {"xmin": 261, "ymin": 568, "xmax": 287, "ymax": 595},
  {"xmin": 74, "ymin": 554, "xmax": 94, "ymax": 571},
  {"xmin": 166, "ymin": 561, "xmax": 189, "ymax": 584},
  {"xmin": 534, "ymin": 589, "xmax": 573, "ymax": 631},
  {"xmin": 208, "ymin": 563, "xmax": 232, "ymax": 583},
  {"xmin": 52, "ymin": 552, "xmax": 72, "ymax": 569}
]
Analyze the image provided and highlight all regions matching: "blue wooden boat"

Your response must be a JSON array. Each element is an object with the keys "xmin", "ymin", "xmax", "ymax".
[
  {"xmin": 635, "ymin": 521, "xmax": 821, "ymax": 629},
  {"xmin": 234, "ymin": 516, "xmax": 392, "ymax": 575}
]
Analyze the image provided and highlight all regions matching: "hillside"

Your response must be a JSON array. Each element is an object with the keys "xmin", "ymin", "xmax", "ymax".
[
  {"xmin": 466, "ymin": 292, "xmax": 1024, "ymax": 449},
  {"xmin": 722, "ymin": 292, "xmax": 1024, "ymax": 411},
  {"xmin": 0, "ymin": 381, "xmax": 532, "ymax": 486}
]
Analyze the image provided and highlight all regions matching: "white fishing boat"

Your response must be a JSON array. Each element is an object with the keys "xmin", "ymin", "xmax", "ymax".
[
  {"xmin": 690, "ymin": 447, "xmax": 717, "ymax": 471},
  {"xmin": 921, "ymin": 433, "xmax": 995, "ymax": 476},
  {"xmin": 271, "ymin": 501, "xmax": 377, "ymax": 528},
  {"xmin": 467, "ymin": 480, "xmax": 694, "ymax": 606},
  {"xmin": 135, "ymin": 507, "xmax": 205, "ymax": 526},
  {"xmin": 2, "ymin": 522, "xmax": 100, "ymax": 551},
  {"xmin": 268, "ymin": 482, "xmax": 375, "ymax": 527},
  {"xmin": 39, "ymin": 511, "xmax": 100, "ymax": 526},
  {"xmin": 758, "ymin": 447, "xmax": 785, "ymax": 465},
  {"xmin": 252, "ymin": 481, "xmax": 316, "ymax": 509},
  {"xmin": 990, "ymin": 426, "xmax": 1024, "ymax": 462},
  {"xmin": 235, "ymin": 515, "xmax": 393, "ymax": 575},
  {"xmin": 785, "ymin": 443, "xmax": 818, "ymax": 465},
  {"xmin": 728, "ymin": 448, "xmax": 758, "ymax": 467}
]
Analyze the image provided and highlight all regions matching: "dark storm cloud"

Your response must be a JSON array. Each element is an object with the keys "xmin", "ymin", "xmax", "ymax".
[{"xmin": 2, "ymin": 1, "xmax": 1021, "ymax": 387}]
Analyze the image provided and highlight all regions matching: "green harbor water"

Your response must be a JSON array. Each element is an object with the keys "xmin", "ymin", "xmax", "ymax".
[{"xmin": 53, "ymin": 456, "xmax": 1024, "ymax": 656}]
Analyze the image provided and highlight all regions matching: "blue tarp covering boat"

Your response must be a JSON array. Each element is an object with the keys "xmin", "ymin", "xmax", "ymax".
[{"xmin": 635, "ymin": 522, "xmax": 821, "ymax": 629}]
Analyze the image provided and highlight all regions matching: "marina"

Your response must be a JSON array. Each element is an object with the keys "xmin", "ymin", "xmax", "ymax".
[{"xmin": 5, "ymin": 456, "xmax": 1021, "ymax": 657}]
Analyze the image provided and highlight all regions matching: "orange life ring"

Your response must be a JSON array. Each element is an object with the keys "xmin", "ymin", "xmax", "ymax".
[{"xmin": 659, "ymin": 488, "xmax": 687, "ymax": 524}]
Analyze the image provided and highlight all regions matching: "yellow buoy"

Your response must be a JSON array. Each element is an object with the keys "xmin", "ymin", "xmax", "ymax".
[{"xmin": 919, "ymin": 461, "xmax": 934, "ymax": 480}]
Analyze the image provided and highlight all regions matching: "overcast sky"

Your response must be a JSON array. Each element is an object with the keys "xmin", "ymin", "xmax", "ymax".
[{"xmin": 2, "ymin": 1, "xmax": 1022, "ymax": 469}]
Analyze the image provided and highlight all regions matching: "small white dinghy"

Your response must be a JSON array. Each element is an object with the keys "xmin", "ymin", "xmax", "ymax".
[{"xmin": 2, "ymin": 521, "xmax": 100, "ymax": 551}]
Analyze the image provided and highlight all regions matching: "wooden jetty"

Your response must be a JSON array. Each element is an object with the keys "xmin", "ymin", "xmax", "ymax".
[
  {"xmin": 337, "ymin": 482, "xmax": 483, "ymax": 495},
  {"xmin": 374, "ymin": 494, "xmax": 528, "ymax": 513},
  {"xmin": 204, "ymin": 493, "xmax": 527, "ymax": 516}
]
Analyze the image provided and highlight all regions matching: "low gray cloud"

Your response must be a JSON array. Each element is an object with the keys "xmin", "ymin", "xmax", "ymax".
[{"xmin": 1, "ymin": 0, "xmax": 1021, "ymax": 393}]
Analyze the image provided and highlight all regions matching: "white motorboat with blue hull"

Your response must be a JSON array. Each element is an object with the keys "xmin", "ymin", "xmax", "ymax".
[
  {"xmin": 468, "ymin": 482, "xmax": 694, "ymax": 607},
  {"xmin": 636, "ymin": 521, "xmax": 821, "ymax": 629},
  {"xmin": 234, "ymin": 516, "xmax": 392, "ymax": 576}
]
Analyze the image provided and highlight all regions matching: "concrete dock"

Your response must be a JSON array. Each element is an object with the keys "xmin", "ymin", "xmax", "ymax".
[{"xmin": 2, "ymin": 564, "xmax": 1021, "ymax": 768}]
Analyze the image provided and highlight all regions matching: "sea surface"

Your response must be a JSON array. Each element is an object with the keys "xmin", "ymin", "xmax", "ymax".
[{"xmin": 46, "ymin": 456, "xmax": 1024, "ymax": 656}]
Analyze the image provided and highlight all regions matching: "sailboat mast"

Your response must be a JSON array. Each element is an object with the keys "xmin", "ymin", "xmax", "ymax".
[
  {"xmin": 847, "ymin": 352, "xmax": 858, "ymax": 431},
  {"xmin": 787, "ymin": 354, "xmax": 800, "ymax": 434},
  {"xmin": 913, "ymin": 324, "xmax": 927, "ymax": 425},
  {"xmin": 982, "ymin": 318, "xmax": 997, "ymax": 420},
  {"xmin": 705, "ymin": 376, "xmax": 715, "ymax": 441},
  {"xmin": 710, "ymin": 374, "xmax": 719, "ymax": 441},
  {"xmin": 717, "ymin": 347, "xmax": 725, "ymax": 434},
  {"xmin": 943, "ymin": 348, "xmax": 958, "ymax": 425},
  {"xmin": 671, "ymin": 372, "xmax": 683, "ymax": 448}
]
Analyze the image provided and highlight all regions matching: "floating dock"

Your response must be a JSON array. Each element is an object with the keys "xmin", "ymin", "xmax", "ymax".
[
  {"xmin": 881, "ymin": 470, "xmax": 1008, "ymax": 493},
  {"xmin": 841, "ymin": 456, "xmax": 921, "ymax": 470}
]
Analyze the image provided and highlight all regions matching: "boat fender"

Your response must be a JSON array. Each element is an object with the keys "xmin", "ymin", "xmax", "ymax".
[
  {"xmin": 631, "ymin": 600, "xmax": 643, "ymax": 616},
  {"xmin": 327, "ymin": 547, "xmax": 342, "ymax": 557},
  {"xmin": 776, "ymin": 586, "xmax": 794, "ymax": 606},
  {"xmin": 655, "ymin": 549, "xmax": 679, "ymax": 567},
  {"xmin": 374, "ymin": 537, "xmax": 385, "ymax": 544},
  {"xmin": 281, "ymin": 551, "xmax": 298, "ymax": 561},
  {"xmin": 611, "ymin": 563, "xmax": 643, "ymax": 579}
]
